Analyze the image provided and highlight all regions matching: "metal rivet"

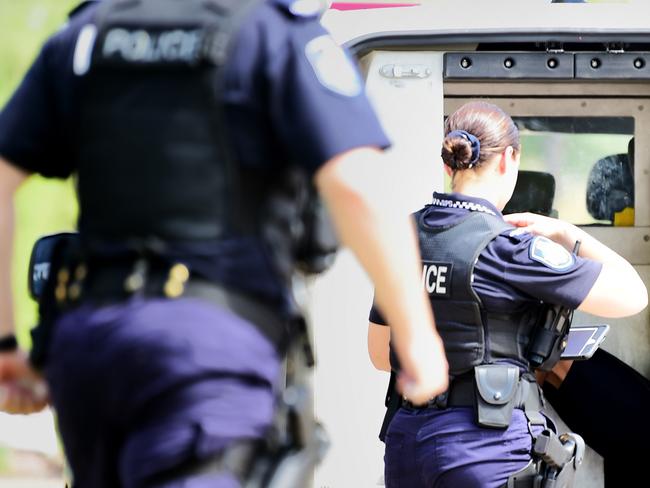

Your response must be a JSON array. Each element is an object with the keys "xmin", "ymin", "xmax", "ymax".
[
  {"xmin": 55, "ymin": 284, "xmax": 67, "ymax": 303},
  {"xmin": 634, "ymin": 58, "xmax": 645, "ymax": 69},
  {"xmin": 504, "ymin": 58, "xmax": 515, "ymax": 69},
  {"xmin": 57, "ymin": 268, "xmax": 70, "ymax": 284},
  {"xmin": 74, "ymin": 264, "xmax": 87, "ymax": 281},
  {"xmin": 124, "ymin": 273, "xmax": 144, "ymax": 293},
  {"xmin": 164, "ymin": 281, "xmax": 184, "ymax": 299},
  {"xmin": 547, "ymin": 58, "xmax": 559, "ymax": 69},
  {"xmin": 493, "ymin": 391, "xmax": 502, "ymax": 401},
  {"xmin": 68, "ymin": 283, "xmax": 82, "ymax": 301},
  {"xmin": 169, "ymin": 263, "xmax": 190, "ymax": 283},
  {"xmin": 590, "ymin": 58, "xmax": 601, "ymax": 69},
  {"xmin": 460, "ymin": 57, "xmax": 472, "ymax": 69}
]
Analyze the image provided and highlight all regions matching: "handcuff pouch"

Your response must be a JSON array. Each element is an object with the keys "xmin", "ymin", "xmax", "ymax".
[{"xmin": 474, "ymin": 364, "xmax": 520, "ymax": 429}]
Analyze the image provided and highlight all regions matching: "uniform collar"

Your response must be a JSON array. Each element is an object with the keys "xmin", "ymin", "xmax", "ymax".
[{"xmin": 430, "ymin": 192, "xmax": 502, "ymax": 217}]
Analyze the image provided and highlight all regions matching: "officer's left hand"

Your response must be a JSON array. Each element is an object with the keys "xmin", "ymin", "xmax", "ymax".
[{"xmin": 0, "ymin": 350, "xmax": 49, "ymax": 414}]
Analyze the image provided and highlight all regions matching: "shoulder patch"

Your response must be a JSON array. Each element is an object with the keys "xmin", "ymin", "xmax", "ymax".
[
  {"xmin": 305, "ymin": 35, "xmax": 362, "ymax": 97},
  {"xmin": 529, "ymin": 236, "xmax": 574, "ymax": 271}
]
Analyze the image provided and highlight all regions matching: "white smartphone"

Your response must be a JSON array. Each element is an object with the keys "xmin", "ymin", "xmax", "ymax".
[{"xmin": 561, "ymin": 324, "xmax": 610, "ymax": 360}]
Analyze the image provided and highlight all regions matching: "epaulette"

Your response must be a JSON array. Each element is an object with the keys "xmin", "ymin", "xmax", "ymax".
[
  {"xmin": 271, "ymin": 0, "xmax": 326, "ymax": 19},
  {"xmin": 68, "ymin": 0, "xmax": 99, "ymax": 19}
]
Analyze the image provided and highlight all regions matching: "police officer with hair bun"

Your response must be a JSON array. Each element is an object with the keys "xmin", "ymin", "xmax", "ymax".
[
  {"xmin": 368, "ymin": 101, "xmax": 647, "ymax": 487},
  {"xmin": 0, "ymin": 0, "xmax": 449, "ymax": 486}
]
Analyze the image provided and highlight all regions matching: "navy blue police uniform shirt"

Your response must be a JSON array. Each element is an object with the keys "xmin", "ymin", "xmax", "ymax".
[
  {"xmin": 0, "ymin": 0, "xmax": 390, "ymax": 312},
  {"xmin": 370, "ymin": 192, "xmax": 602, "ymax": 331}
]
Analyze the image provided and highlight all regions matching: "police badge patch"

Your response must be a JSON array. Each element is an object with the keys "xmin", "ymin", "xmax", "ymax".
[
  {"xmin": 305, "ymin": 35, "xmax": 362, "ymax": 97},
  {"xmin": 529, "ymin": 236, "xmax": 574, "ymax": 271}
]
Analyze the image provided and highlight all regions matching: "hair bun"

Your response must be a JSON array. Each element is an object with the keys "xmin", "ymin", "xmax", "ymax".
[
  {"xmin": 441, "ymin": 133, "xmax": 473, "ymax": 170},
  {"xmin": 441, "ymin": 130, "xmax": 481, "ymax": 170}
]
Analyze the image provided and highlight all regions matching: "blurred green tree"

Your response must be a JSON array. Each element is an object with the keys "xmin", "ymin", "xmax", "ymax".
[{"xmin": 0, "ymin": 0, "xmax": 79, "ymax": 346}]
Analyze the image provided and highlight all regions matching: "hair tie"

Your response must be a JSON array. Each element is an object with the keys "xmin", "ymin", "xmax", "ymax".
[{"xmin": 447, "ymin": 129, "xmax": 481, "ymax": 167}]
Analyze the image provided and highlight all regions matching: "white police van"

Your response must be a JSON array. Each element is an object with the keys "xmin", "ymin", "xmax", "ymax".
[{"xmin": 312, "ymin": 2, "xmax": 650, "ymax": 487}]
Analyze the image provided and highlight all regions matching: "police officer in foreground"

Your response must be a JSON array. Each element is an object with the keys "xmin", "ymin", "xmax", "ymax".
[
  {"xmin": 367, "ymin": 101, "xmax": 647, "ymax": 488},
  {"xmin": 0, "ymin": 0, "xmax": 449, "ymax": 486}
]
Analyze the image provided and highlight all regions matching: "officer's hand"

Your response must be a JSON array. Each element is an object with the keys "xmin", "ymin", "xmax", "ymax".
[
  {"xmin": 0, "ymin": 350, "xmax": 49, "ymax": 414},
  {"xmin": 396, "ymin": 331, "xmax": 449, "ymax": 405},
  {"xmin": 504, "ymin": 212, "xmax": 578, "ymax": 251}
]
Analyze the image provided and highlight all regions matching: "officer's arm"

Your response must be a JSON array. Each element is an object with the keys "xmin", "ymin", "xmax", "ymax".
[
  {"xmin": 0, "ymin": 156, "xmax": 46, "ymax": 414},
  {"xmin": 505, "ymin": 212, "xmax": 647, "ymax": 317},
  {"xmin": 368, "ymin": 322, "xmax": 391, "ymax": 372},
  {"xmin": 0, "ymin": 156, "xmax": 29, "ymax": 337},
  {"xmin": 315, "ymin": 147, "xmax": 448, "ymax": 402},
  {"xmin": 573, "ymin": 230, "xmax": 647, "ymax": 317}
]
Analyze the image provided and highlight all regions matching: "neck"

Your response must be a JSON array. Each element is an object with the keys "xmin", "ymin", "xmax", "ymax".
[{"xmin": 451, "ymin": 172, "xmax": 505, "ymax": 210}]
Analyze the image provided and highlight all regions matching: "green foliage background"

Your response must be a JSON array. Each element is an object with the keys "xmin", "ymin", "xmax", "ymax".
[{"xmin": 0, "ymin": 0, "xmax": 79, "ymax": 346}]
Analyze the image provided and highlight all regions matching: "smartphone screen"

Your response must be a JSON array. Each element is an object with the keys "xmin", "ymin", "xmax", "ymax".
[{"xmin": 561, "ymin": 325, "xmax": 610, "ymax": 359}]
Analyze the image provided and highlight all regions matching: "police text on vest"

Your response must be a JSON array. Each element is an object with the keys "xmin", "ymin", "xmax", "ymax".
[{"xmin": 421, "ymin": 262, "xmax": 452, "ymax": 297}]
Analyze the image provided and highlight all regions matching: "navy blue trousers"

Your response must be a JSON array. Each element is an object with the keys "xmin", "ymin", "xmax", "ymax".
[
  {"xmin": 45, "ymin": 297, "xmax": 281, "ymax": 488},
  {"xmin": 384, "ymin": 406, "xmax": 542, "ymax": 488}
]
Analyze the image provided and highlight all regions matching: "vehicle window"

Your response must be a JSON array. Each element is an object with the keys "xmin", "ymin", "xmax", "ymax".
[{"xmin": 509, "ymin": 116, "xmax": 635, "ymax": 226}]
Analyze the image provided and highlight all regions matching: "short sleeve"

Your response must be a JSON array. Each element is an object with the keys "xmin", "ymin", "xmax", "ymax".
[
  {"xmin": 497, "ymin": 231, "xmax": 602, "ymax": 309},
  {"xmin": 0, "ymin": 35, "xmax": 76, "ymax": 178},
  {"xmin": 266, "ymin": 19, "xmax": 390, "ymax": 173},
  {"xmin": 369, "ymin": 298, "xmax": 388, "ymax": 325}
]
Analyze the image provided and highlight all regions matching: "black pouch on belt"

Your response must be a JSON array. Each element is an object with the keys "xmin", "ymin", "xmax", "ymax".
[
  {"xmin": 28, "ymin": 232, "xmax": 82, "ymax": 369},
  {"xmin": 474, "ymin": 364, "xmax": 521, "ymax": 429}
]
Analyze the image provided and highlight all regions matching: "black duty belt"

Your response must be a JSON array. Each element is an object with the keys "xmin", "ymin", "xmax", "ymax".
[
  {"xmin": 67, "ymin": 259, "xmax": 292, "ymax": 354},
  {"xmin": 401, "ymin": 371, "xmax": 544, "ymax": 424},
  {"xmin": 401, "ymin": 373, "xmax": 475, "ymax": 410}
]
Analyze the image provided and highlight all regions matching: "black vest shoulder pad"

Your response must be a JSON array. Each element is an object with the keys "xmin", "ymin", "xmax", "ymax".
[{"xmin": 68, "ymin": 1, "xmax": 98, "ymax": 19}]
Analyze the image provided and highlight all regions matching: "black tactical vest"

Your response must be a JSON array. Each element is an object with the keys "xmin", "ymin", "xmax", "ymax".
[
  {"xmin": 416, "ymin": 209, "xmax": 542, "ymax": 375},
  {"xmin": 75, "ymin": 0, "xmax": 262, "ymax": 243}
]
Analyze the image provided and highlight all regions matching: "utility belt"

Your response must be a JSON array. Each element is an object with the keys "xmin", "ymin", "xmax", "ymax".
[
  {"xmin": 29, "ymin": 236, "xmax": 294, "ymax": 367},
  {"xmin": 400, "ymin": 364, "xmax": 585, "ymax": 488},
  {"xmin": 402, "ymin": 365, "xmax": 546, "ymax": 429},
  {"xmin": 74, "ymin": 257, "xmax": 293, "ymax": 354}
]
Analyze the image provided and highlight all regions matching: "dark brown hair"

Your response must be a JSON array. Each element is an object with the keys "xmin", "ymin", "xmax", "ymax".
[{"xmin": 441, "ymin": 101, "xmax": 520, "ymax": 171}]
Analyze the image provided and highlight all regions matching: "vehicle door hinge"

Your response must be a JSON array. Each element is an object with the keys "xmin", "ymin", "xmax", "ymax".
[{"xmin": 380, "ymin": 64, "xmax": 432, "ymax": 79}]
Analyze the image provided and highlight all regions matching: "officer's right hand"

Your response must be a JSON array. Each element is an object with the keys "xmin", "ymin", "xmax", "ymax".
[
  {"xmin": 395, "ymin": 331, "xmax": 449, "ymax": 405},
  {"xmin": 504, "ymin": 212, "xmax": 578, "ymax": 251},
  {"xmin": 0, "ymin": 350, "xmax": 49, "ymax": 414}
]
